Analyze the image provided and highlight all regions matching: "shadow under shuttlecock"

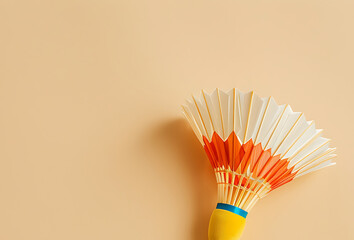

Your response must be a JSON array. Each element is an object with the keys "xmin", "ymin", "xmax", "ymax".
[{"xmin": 147, "ymin": 118, "xmax": 216, "ymax": 240}]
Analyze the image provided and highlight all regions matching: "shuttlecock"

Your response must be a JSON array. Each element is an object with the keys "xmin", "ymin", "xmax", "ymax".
[{"xmin": 182, "ymin": 88, "xmax": 336, "ymax": 240}]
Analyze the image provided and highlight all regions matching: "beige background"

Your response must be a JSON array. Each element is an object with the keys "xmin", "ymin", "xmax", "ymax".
[{"xmin": 0, "ymin": 0, "xmax": 353, "ymax": 239}]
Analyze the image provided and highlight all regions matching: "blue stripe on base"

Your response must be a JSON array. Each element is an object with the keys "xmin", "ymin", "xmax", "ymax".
[{"xmin": 216, "ymin": 203, "xmax": 248, "ymax": 218}]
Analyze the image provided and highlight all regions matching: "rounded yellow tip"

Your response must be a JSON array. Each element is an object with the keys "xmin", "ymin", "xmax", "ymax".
[{"xmin": 208, "ymin": 209, "xmax": 247, "ymax": 240}]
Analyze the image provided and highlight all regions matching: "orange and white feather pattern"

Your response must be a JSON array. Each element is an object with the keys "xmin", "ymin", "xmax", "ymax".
[{"xmin": 182, "ymin": 89, "xmax": 336, "ymax": 212}]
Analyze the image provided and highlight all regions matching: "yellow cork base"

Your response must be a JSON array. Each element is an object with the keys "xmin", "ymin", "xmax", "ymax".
[{"xmin": 208, "ymin": 209, "xmax": 246, "ymax": 240}]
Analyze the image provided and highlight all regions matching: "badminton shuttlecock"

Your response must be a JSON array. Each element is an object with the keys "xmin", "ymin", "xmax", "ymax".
[{"xmin": 182, "ymin": 89, "xmax": 336, "ymax": 240}]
